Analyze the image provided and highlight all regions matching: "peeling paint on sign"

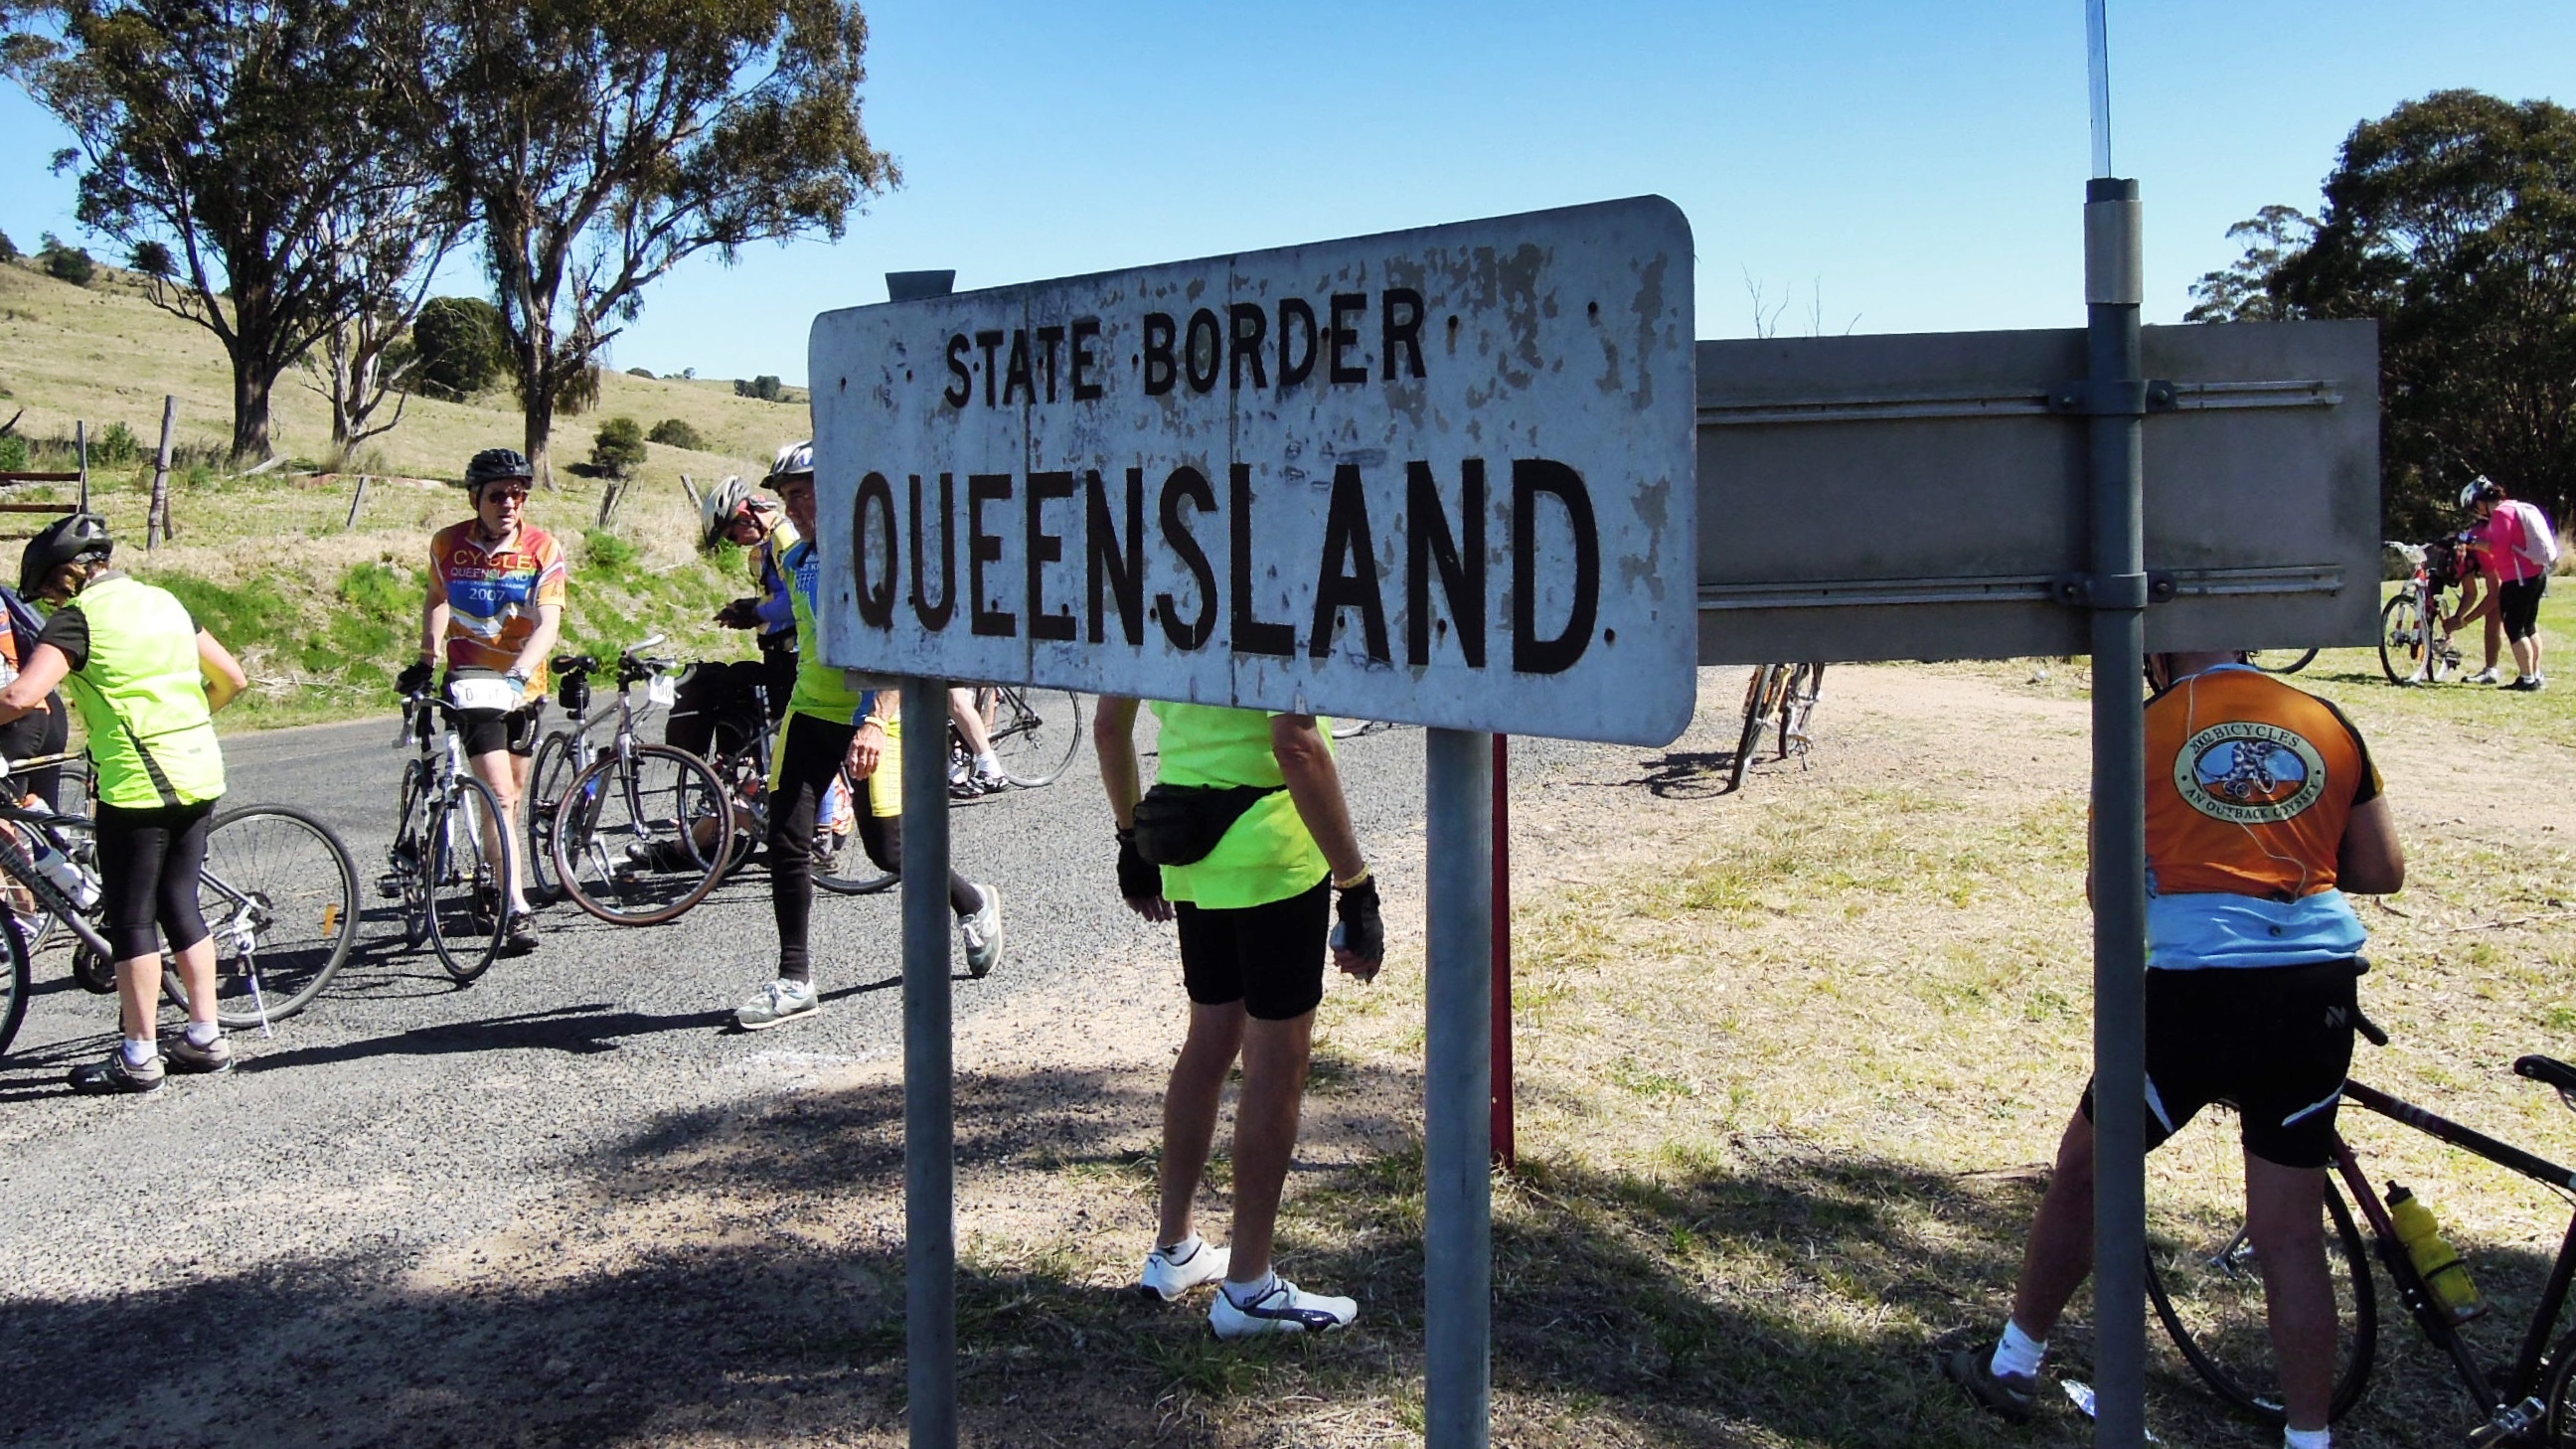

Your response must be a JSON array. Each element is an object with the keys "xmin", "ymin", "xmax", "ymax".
[{"xmin": 807, "ymin": 197, "xmax": 1696, "ymax": 746}]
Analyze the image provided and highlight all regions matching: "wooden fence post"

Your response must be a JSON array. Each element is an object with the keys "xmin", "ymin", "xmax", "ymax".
[
  {"xmin": 345, "ymin": 476, "xmax": 371, "ymax": 531},
  {"xmin": 75, "ymin": 422, "xmax": 88, "ymax": 513},
  {"xmin": 146, "ymin": 396, "xmax": 176, "ymax": 550}
]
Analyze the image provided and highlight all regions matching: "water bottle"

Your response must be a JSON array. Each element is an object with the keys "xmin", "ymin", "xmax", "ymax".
[
  {"xmin": 19, "ymin": 821, "xmax": 99, "ymax": 910},
  {"xmin": 2388, "ymin": 1184, "xmax": 2486, "ymax": 1322}
]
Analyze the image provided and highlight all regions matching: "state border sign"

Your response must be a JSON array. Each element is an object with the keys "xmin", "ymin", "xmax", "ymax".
[{"xmin": 807, "ymin": 197, "xmax": 1698, "ymax": 747}]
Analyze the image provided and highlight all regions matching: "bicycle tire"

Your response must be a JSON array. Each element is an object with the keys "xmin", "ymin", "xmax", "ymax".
[
  {"xmin": 0, "ymin": 903, "xmax": 26, "ymax": 1055},
  {"xmin": 815, "ymin": 759, "xmax": 897, "ymax": 895},
  {"xmin": 2378, "ymin": 593, "xmax": 2428, "ymax": 685},
  {"xmin": 553, "ymin": 744, "xmax": 728, "ymax": 926},
  {"xmin": 1731, "ymin": 665, "xmax": 1782, "ymax": 791},
  {"xmin": 989, "ymin": 687, "xmax": 1083, "ymax": 788},
  {"xmin": 523, "ymin": 730, "xmax": 575, "ymax": 906},
  {"xmin": 2251, "ymin": 649, "xmax": 2320, "ymax": 675},
  {"xmin": 2143, "ymin": 1108, "xmax": 2377, "ymax": 1427},
  {"xmin": 1775, "ymin": 663, "xmax": 1824, "ymax": 762},
  {"xmin": 166, "ymin": 804, "xmax": 362, "ymax": 1028},
  {"xmin": 2534, "ymin": 1324, "xmax": 2576, "ymax": 1444},
  {"xmin": 426, "ymin": 775, "xmax": 509, "ymax": 982}
]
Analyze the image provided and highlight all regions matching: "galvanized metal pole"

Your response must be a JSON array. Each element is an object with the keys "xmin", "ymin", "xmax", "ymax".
[
  {"xmin": 1424, "ymin": 726, "xmax": 1494, "ymax": 1447},
  {"xmin": 899, "ymin": 675, "xmax": 956, "ymax": 1449},
  {"xmin": 2084, "ymin": 175, "xmax": 2149, "ymax": 1449},
  {"xmin": 1490, "ymin": 733, "xmax": 1515, "ymax": 1171}
]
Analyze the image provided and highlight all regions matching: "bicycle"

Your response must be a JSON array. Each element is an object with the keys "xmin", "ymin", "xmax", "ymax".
[
  {"xmin": 1731, "ymin": 663, "xmax": 1824, "ymax": 791},
  {"xmin": 1329, "ymin": 719, "xmax": 1403, "ymax": 740},
  {"xmin": 544, "ymin": 643, "xmax": 731, "ymax": 926},
  {"xmin": 948, "ymin": 684, "xmax": 1083, "ymax": 794},
  {"xmin": 2147, "ymin": 1006, "xmax": 2576, "ymax": 1442},
  {"xmin": 384, "ymin": 687, "xmax": 514, "ymax": 982},
  {"xmin": 2379, "ymin": 539, "xmax": 2467, "ymax": 686},
  {"xmin": 684, "ymin": 680, "xmax": 895, "ymax": 895},
  {"xmin": 0, "ymin": 748, "xmax": 358, "ymax": 1048},
  {"xmin": 525, "ymin": 638, "xmax": 677, "ymax": 906},
  {"xmin": 2251, "ymin": 649, "xmax": 2321, "ymax": 675}
]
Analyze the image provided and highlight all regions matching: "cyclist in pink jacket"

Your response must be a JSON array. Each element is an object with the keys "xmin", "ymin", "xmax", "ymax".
[{"xmin": 2449, "ymin": 479, "xmax": 2556, "ymax": 691}]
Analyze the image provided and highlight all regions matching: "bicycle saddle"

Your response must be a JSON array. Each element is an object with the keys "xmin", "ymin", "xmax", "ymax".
[
  {"xmin": 553, "ymin": 654, "xmax": 597, "ymax": 678},
  {"xmin": 2514, "ymin": 1056, "xmax": 2576, "ymax": 1098}
]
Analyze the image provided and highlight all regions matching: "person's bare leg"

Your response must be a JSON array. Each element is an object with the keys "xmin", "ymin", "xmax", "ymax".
[
  {"xmin": 949, "ymin": 688, "xmax": 994, "ymax": 760},
  {"xmin": 2245, "ymin": 1153, "xmax": 2334, "ymax": 1433},
  {"xmin": 2008, "ymin": 1111, "xmax": 2098, "ymax": 1341},
  {"xmin": 1159, "ymin": 1001, "xmax": 1246, "ymax": 1247},
  {"xmin": 170, "ymin": 935, "xmax": 218, "ymax": 1029},
  {"xmin": 470, "ymin": 748, "xmax": 523, "ymax": 901},
  {"xmin": 1226, "ymin": 1011, "xmax": 1315, "ymax": 1283},
  {"xmin": 2512, "ymin": 633, "xmax": 2539, "ymax": 681},
  {"xmin": 2486, "ymin": 609, "xmax": 2504, "ymax": 673},
  {"xmin": 114, "ymin": 951, "xmax": 162, "ymax": 1043}
]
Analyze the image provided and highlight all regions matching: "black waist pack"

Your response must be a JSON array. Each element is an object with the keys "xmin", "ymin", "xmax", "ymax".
[{"xmin": 1130, "ymin": 783, "xmax": 1283, "ymax": 867}]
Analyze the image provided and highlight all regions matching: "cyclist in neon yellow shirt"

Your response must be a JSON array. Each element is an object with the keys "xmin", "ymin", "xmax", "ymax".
[
  {"xmin": 0, "ymin": 513, "xmax": 248, "ymax": 1094},
  {"xmin": 1095, "ymin": 699, "xmax": 1383, "ymax": 1337}
]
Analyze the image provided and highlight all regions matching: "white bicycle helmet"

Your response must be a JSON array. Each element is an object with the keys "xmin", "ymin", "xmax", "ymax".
[
  {"xmin": 764, "ymin": 440, "xmax": 815, "ymax": 486},
  {"xmin": 699, "ymin": 475, "xmax": 763, "ymax": 552}
]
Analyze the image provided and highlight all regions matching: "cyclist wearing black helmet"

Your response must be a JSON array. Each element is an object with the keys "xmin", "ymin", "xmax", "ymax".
[
  {"xmin": 0, "ymin": 512, "xmax": 248, "ymax": 1094},
  {"xmin": 397, "ymin": 447, "xmax": 564, "ymax": 951}
]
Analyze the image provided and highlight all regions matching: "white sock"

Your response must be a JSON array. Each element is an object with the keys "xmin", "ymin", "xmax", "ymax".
[
  {"xmin": 2285, "ymin": 1426, "xmax": 2331, "ymax": 1449},
  {"xmin": 120, "ymin": 1037, "xmax": 157, "ymax": 1067},
  {"xmin": 1222, "ymin": 1270, "xmax": 1278, "ymax": 1306},
  {"xmin": 184, "ymin": 1021, "xmax": 220, "ymax": 1047},
  {"xmin": 1991, "ymin": 1318, "xmax": 2045, "ymax": 1379},
  {"xmin": 975, "ymin": 751, "xmax": 999, "ymax": 773},
  {"xmin": 508, "ymin": 886, "xmax": 531, "ymax": 913},
  {"xmin": 1157, "ymin": 1233, "xmax": 1204, "ymax": 1262}
]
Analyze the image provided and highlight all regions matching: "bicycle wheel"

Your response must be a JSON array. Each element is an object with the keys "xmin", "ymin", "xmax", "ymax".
[
  {"xmin": 2144, "ymin": 1108, "xmax": 2376, "ymax": 1427},
  {"xmin": 425, "ymin": 775, "xmax": 509, "ymax": 982},
  {"xmin": 175, "ymin": 805, "xmax": 362, "ymax": 1029},
  {"xmin": 816, "ymin": 760, "xmax": 898, "ymax": 895},
  {"xmin": 2535, "ymin": 1325, "xmax": 2576, "ymax": 1444},
  {"xmin": 1731, "ymin": 665, "xmax": 1782, "ymax": 791},
  {"xmin": 2251, "ymin": 649, "xmax": 2319, "ymax": 675},
  {"xmin": 523, "ymin": 730, "xmax": 575, "ymax": 906},
  {"xmin": 0, "ymin": 902, "xmax": 26, "ymax": 1055},
  {"xmin": 1776, "ymin": 663, "xmax": 1824, "ymax": 762},
  {"xmin": 553, "ymin": 744, "xmax": 728, "ymax": 925},
  {"xmin": 989, "ymin": 687, "xmax": 1082, "ymax": 788},
  {"xmin": 2378, "ymin": 594, "xmax": 2428, "ymax": 685}
]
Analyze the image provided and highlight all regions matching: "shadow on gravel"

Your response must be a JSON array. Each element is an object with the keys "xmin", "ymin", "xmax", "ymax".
[
  {"xmin": 242, "ymin": 1001, "xmax": 745, "ymax": 1069},
  {"xmin": 1576, "ymin": 749, "xmax": 1746, "ymax": 799}
]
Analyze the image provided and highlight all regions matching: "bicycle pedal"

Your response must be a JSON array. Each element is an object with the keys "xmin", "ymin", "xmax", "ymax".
[{"xmin": 376, "ymin": 874, "xmax": 406, "ymax": 899}]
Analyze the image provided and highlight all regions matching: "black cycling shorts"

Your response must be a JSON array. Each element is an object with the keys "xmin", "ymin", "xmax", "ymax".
[
  {"xmin": 1175, "ymin": 878, "xmax": 1331, "ymax": 1022},
  {"xmin": 2081, "ymin": 957, "xmax": 2361, "ymax": 1170},
  {"xmin": 455, "ymin": 701, "xmax": 544, "ymax": 758},
  {"xmin": 2499, "ymin": 577, "xmax": 2547, "ymax": 642}
]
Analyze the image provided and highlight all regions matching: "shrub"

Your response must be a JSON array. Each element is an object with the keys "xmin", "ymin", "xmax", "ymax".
[
  {"xmin": 733, "ymin": 375, "xmax": 783, "ymax": 402},
  {"xmin": 625, "ymin": 366, "xmax": 654, "ymax": 379},
  {"xmin": 129, "ymin": 241, "xmax": 174, "ymax": 278},
  {"xmin": 0, "ymin": 230, "xmax": 17, "ymax": 262},
  {"xmin": 412, "ymin": 295, "xmax": 508, "ymax": 401},
  {"xmin": 93, "ymin": 421, "xmax": 141, "ymax": 467},
  {"xmin": 40, "ymin": 241, "xmax": 95, "ymax": 286},
  {"xmin": 583, "ymin": 528, "xmax": 640, "ymax": 572},
  {"xmin": 589, "ymin": 415, "xmax": 646, "ymax": 478},
  {"xmin": 645, "ymin": 417, "xmax": 704, "ymax": 451},
  {"xmin": 0, "ymin": 436, "xmax": 26, "ymax": 472}
]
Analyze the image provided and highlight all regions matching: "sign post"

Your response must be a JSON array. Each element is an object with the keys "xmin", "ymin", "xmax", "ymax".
[{"xmin": 812, "ymin": 200, "xmax": 1699, "ymax": 1447}]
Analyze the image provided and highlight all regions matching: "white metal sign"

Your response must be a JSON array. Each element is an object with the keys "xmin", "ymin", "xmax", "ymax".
[{"xmin": 806, "ymin": 197, "xmax": 1697, "ymax": 746}]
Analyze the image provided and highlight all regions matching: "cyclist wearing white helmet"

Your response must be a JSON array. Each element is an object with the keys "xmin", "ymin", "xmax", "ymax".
[
  {"xmin": 2448, "ymin": 477, "xmax": 2557, "ymax": 691},
  {"xmin": 666, "ymin": 474, "xmax": 799, "ymax": 765},
  {"xmin": 732, "ymin": 441, "xmax": 1002, "ymax": 1031}
]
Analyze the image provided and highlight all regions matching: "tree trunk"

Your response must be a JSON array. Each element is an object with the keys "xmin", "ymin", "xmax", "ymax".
[
  {"xmin": 523, "ymin": 382, "xmax": 557, "ymax": 491},
  {"xmin": 231, "ymin": 365, "xmax": 276, "ymax": 463}
]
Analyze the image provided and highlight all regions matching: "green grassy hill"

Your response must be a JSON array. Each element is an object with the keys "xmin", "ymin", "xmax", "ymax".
[{"xmin": 0, "ymin": 256, "xmax": 806, "ymax": 730}]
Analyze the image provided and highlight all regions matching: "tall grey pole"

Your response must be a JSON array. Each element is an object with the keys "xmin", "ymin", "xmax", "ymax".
[
  {"xmin": 2084, "ymin": 174, "xmax": 2149, "ymax": 1449},
  {"xmin": 900, "ymin": 675, "xmax": 956, "ymax": 1449},
  {"xmin": 1423, "ymin": 726, "xmax": 1494, "ymax": 1447}
]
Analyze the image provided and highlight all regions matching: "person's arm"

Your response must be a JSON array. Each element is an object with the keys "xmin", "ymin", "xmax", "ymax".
[
  {"xmin": 0, "ymin": 643, "xmax": 71, "ymax": 726},
  {"xmin": 1091, "ymin": 696, "xmax": 1170, "ymax": 922},
  {"xmin": 2337, "ymin": 795, "xmax": 2406, "ymax": 895},
  {"xmin": 417, "ymin": 572, "xmax": 449, "ymax": 669},
  {"xmin": 846, "ymin": 692, "xmax": 890, "ymax": 778},
  {"xmin": 508, "ymin": 602, "xmax": 564, "ymax": 687},
  {"xmin": 1272, "ymin": 714, "xmax": 1382, "ymax": 979},
  {"xmin": 197, "ymin": 629, "xmax": 247, "ymax": 714}
]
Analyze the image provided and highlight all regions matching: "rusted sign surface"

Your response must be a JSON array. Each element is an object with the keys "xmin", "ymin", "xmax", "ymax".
[{"xmin": 806, "ymin": 197, "xmax": 1698, "ymax": 746}]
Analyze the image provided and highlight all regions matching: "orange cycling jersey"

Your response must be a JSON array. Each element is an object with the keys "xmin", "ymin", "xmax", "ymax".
[
  {"xmin": 430, "ymin": 521, "xmax": 568, "ymax": 694},
  {"xmin": 2145, "ymin": 666, "xmax": 2380, "ymax": 903}
]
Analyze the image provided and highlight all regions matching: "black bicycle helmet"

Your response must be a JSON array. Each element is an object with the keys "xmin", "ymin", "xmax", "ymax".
[
  {"xmin": 464, "ymin": 447, "xmax": 534, "ymax": 494},
  {"xmin": 19, "ymin": 511, "xmax": 112, "ymax": 597}
]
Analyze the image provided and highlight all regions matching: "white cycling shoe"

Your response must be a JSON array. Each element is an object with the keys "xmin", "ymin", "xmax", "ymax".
[
  {"xmin": 1136, "ymin": 1237, "xmax": 1229, "ymax": 1302},
  {"xmin": 1208, "ymin": 1274, "xmax": 1358, "ymax": 1339}
]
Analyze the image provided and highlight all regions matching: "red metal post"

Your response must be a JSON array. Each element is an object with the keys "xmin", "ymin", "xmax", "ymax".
[{"xmin": 1491, "ymin": 733, "xmax": 1515, "ymax": 1169}]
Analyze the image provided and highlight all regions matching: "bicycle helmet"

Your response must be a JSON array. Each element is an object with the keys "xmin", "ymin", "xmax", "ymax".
[
  {"xmin": 2461, "ymin": 476, "xmax": 2505, "ymax": 509},
  {"xmin": 464, "ymin": 446, "xmax": 534, "ymax": 496},
  {"xmin": 698, "ymin": 475, "xmax": 775, "ymax": 552},
  {"xmin": 19, "ymin": 511, "xmax": 112, "ymax": 597},
  {"xmin": 763, "ymin": 440, "xmax": 815, "ymax": 486}
]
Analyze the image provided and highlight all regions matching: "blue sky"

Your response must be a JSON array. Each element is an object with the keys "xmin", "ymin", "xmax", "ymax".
[{"xmin": 3, "ymin": 0, "xmax": 2568, "ymax": 384}]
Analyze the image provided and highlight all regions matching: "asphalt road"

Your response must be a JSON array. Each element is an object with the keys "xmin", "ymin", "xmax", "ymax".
[{"xmin": 0, "ymin": 702, "xmax": 1564, "ymax": 1445}]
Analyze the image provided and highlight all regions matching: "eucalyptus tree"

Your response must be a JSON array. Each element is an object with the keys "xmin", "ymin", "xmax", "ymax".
[{"xmin": 429, "ymin": 0, "xmax": 896, "ymax": 485}]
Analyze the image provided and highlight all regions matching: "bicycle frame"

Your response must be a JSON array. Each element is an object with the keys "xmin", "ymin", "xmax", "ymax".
[{"xmin": 2335, "ymin": 1077, "xmax": 2576, "ymax": 1434}]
